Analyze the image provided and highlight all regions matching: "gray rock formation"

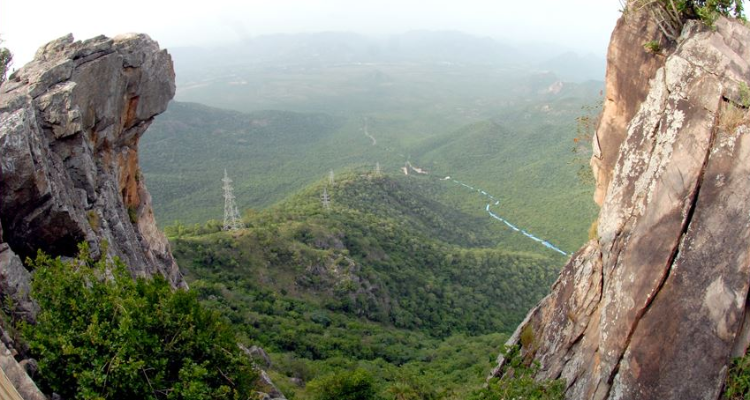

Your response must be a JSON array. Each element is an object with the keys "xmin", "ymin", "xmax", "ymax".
[
  {"xmin": 239, "ymin": 344, "xmax": 286, "ymax": 399},
  {"xmin": 492, "ymin": 15, "xmax": 750, "ymax": 400},
  {"xmin": 256, "ymin": 370, "xmax": 287, "ymax": 400},
  {"xmin": 0, "ymin": 33, "xmax": 184, "ymax": 317},
  {"xmin": 240, "ymin": 344, "xmax": 273, "ymax": 369},
  {"xmin": 0, "ymin": 339, "xmax": 45, "ymax": 400}
]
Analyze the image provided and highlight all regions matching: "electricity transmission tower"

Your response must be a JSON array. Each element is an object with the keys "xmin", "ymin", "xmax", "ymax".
[
  {"xmin": 374, "ymin": 162, "xmax": 382, "ymax": 177},
  {"xmin": 329, "ymin": 169, "xmax": 335, "ymax": 187},
  {"xmin": 321, "ymin": 186, "xmax": 331, "ymax": 211},
  {"xmin": 222, "ymin": 169, "xmax": 244, "ymax": 231}
]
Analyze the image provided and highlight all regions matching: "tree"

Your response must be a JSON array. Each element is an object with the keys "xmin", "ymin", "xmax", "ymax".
[
  {"xmin": 0, "ymin": 37, "xmax": 12, "ymax": 85},
  {"xmin": 307, "ymin": 369, "xmax": 379, "ymax": 400},
  {"xmin": 629, "ymin": 0, "xmax": 745, "ymax": 40},
  {"xmin": 24, "ymin": 243, "xmax": 257, "ymax": 399}
]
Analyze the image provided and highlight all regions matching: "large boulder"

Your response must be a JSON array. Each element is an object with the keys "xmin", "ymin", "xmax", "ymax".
[
  {"xmin": 0, "ymin": 33, "xmax": 185, "ymax": 318},
  {"xmin": 492, "ymin": 15, "xmax": 750, "ymax": 400}
]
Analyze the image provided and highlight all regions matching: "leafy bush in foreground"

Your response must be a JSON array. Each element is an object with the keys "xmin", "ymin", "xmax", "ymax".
[{"xmin": 24, "ymin": 244, "xmax": 256, "ymax": 399}]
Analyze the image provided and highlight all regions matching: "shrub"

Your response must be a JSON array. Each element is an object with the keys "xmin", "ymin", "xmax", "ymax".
[
  {"xmin": 86, "ymin": 210, "xmax": 100, "ymax": 230},
  {"xmin": 629, "ymin": 0, "xmax": 745, "ymax": 40},
  {"xmin": 643, "ymin": 40, "xmax": 662, "ymax": 53},
  {"xmin": 127, "ymin": 205, "xmax": 138, "ymax": 223},
  {"xmin": 725, "ymin": 354, "xmax": 750, "ymax": 399},
  {"xmin": 718, "ymin": 101, "xmax": 748, "ymax": 133},
  {"xmin": 520, "ymin": 324, "xmax": 536, "ymax": 350},
  {"xmin": 588, "ymin": 219, "xmax": 599, "ymax": 241},
  {"xmin": 468, "ymin": 345, "xmax": 564, "ymax": 400},
  {"xmin": 739, "ymin": 82, "xmax": 750, "ymax": 108},
  {"xmin": 0, "ymin": 37, "xmax": 11, "ymax": 85},
  {"xmin": 307, "ymin": 369, "xmax": 379, "ymax": 400},
  {"xmin": 24, "ymin": 244, "xmax": 257, "ymax": 399}
]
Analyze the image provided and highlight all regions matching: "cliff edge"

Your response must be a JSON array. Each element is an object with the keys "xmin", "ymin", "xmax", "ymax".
[
  {"xmin": 492, "ymin": 13, "xmax": 750, "ymax": 400},
  {"xmin": 0, "ymin": 34, "xmax": 184, "ymax": 321}
]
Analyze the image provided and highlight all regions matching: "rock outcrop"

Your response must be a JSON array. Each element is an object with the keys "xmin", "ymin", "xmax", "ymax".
[
  {"xmin": 0, "ymin": 340, "xmax": 45, "ymax": 400},
  {"xmin": 492, "ymin": 14, "xmax": 750, "ymax": 400},
  {"xmin": 0, "ymin": 33, "xmax": 184, "ymax": 318}
]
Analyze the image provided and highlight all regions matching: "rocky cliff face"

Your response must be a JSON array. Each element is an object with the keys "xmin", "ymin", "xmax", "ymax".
[
  {"xmin": 0, "ymin": 33, "xmax": 184, "ymax": 319},
  {"xmin": 492, "ymin": 15, "xmax": 750, "ymax": 400}
]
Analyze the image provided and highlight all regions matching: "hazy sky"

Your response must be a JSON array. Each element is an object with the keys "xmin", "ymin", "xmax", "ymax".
[{"xmin": 2, "ymin": 1, "xmax": 622, "ymax": 68}]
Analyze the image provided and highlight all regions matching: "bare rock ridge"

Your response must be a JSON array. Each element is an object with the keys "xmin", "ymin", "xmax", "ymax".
[
  {"xmin": 492, "ymin": 13, "xmax": 750, "ymax": 400},
  {"xmin": 0, "ymin": 33, "xmax": 184, "ymax": 321}
]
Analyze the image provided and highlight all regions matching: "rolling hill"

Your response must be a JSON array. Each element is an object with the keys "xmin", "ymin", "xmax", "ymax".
[{"xmin": 169, "ymin": 173, "xmax": 562, "ymax": 398}]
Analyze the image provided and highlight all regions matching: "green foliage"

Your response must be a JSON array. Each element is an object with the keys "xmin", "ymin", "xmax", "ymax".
[
  {"xmin": 519, "ymin": 324, "xmax": 536, "ymax": 351},
  {"xmin": 588, "ymin": 219, "xmax": 599, "ymax": 241},
  {"xmin": 571, "ymin": 97, "xmax": 602, "ymax": 187},
  {"xmin": 0, "ymin": 37, "xmax": 11, "ymax": 85},
  {"xmin": 308, "ymin": 369, "xmax": 379, "ymax": 400},
  {"xmin": 173, "ymin": 174, "xmax": 559, "ymax": 339},
  {"xmin": 168, "ymin": 175, "xmax": 564, "ymax": 398},
  {"xmin": 631, "ymin": 0, "xmax": 745, "ymax": 40},
  {"xmin": 739, "ymin": 81, "xmax": 750, "ymax": 108},
  {"xmin": 87, "ymin": 210, "xmax": 100, "ymax": 230},
  {"xmin": 468, "ymin": 346, "xmax": 564, "ymax": 400},
  {"xmin": 725, "ymin": 352, "xmax": 750, "ymax": 399},
  {"xmin": 127, "ymin": 205, "xmax": 138, "ymax": 223},
  {"xmin": 695, "ymin": 0, "xmax": 745, "ymax": 23},
  {"xmin": 643, "ymin": 40, "xmax": 662, "ymax": 53},
  {"xmin": 143, "ymin": 77, "xmax": 600, "ymax": 253},
  {"xmin": 24, "ymin": 244, "xmax": 257, "ymax": 399}
]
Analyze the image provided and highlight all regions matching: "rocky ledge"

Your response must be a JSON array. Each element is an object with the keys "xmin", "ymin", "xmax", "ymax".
[{"xmin": 0, "ymin": 33, "xmax": 184, "ymax": 320}]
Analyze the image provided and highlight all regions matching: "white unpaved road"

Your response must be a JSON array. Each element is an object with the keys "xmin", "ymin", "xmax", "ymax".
[{"xmin": 363, "ymin": 117, "xmax": 377, "ymax": 146}]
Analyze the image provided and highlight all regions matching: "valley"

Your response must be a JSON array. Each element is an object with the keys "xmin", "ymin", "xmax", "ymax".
[
  {"xmin": 167, "ymin": 173, "xmax": 562, "ymax": 398},
  {"xmin": 137, "ymin": 31, "xmax": 604, "ymax": 399},
  {"xmin": 3, "ymin": 2, "xmax": 750, "ymax": 399}
]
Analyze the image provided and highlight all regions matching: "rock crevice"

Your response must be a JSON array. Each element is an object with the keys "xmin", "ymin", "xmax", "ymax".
[{"xmin": 494, "ymin": 16, "xmax": 750, "ymax": 400}]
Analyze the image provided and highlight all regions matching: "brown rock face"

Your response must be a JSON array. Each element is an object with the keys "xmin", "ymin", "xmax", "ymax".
[
  {"xmin": 592, "ymin": 9, "xmax": 667, "ymax": 206},
  {"xmin": 0, "ymin": 33, "xmax": 184, "ymax": 316},
  {"xmin": 493, "ymin": 17, "xmax": 750, "ymax": 400}
]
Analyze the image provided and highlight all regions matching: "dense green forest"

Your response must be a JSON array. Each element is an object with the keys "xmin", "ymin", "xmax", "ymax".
[
  {"xmin": 134, "ymin": 34, "xmax": 602, "ymax": 398},
  {"xmin": 167, "ymin": 173, "xmax": 564, "ymax": 398},
  {"xmin": 142, "ymin": 42, "xmax": 602, "ymax": 254},
  {"xmin": 142, "ymin": 95, "xmax": 599, "ymax": 252}
]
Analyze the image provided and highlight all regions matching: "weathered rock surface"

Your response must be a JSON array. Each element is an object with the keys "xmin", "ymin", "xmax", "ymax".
[
  {"xmin": 0, "ymin": 33, "xmax": 184, "ymax": 311},
  {"xmin": 256, "ymin": 370, "xmax": 287, "ymax": 400},
  {"xmin": 0, "ymin": 223, "xmax": 37, "ymax": 321},
  {"xmin": 493, "ymin": 15, "xmax": 750, "ymax": 400},
  {"xmin": 240, "ymin": 344, "xmax": 273, "ymax": 369},
  {"xmin": 0, "ymin": 337, "xmax": 45, "ymax": 400},
  {"xmin": 591, "ymin": 8, "xmax": 668, "ymax": 205}
]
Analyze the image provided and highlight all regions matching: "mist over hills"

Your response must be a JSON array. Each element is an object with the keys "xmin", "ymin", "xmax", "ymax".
[
  {"xmin": 0, "ymin": 14, "xmax": 610, "ymax": 400},
  {"xmin": 170, "ymin": 30, "xmax": 605, "ymax": 83}
]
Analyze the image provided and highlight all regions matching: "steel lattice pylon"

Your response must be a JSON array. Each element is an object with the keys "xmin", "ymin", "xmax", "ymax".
[
  {"xmin": 222, "ymin": 169, "xmax": 244, "ymax": 231},
  {"xmin": 321, "ymin": 186, "xmax": 331, "ymax": 211}
]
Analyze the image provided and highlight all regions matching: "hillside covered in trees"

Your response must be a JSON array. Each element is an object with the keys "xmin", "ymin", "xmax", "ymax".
[{"xmin": 167, "ymin": 173, "xmax": 563, "ymax": 398}]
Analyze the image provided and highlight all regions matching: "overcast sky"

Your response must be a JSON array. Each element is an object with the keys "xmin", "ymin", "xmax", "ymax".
[{"xmin": 2, "ymin": 1, "xmax": 623, "ymax": 68}]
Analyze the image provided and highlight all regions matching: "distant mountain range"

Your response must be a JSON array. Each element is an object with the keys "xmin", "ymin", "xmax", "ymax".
[{"xmin": 170, "ymin": 30, "xmax": 605, "ymax": 82}]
